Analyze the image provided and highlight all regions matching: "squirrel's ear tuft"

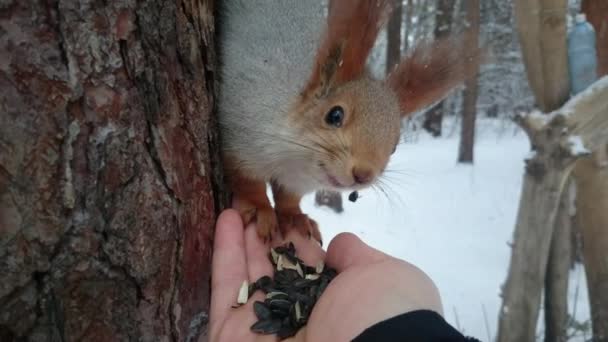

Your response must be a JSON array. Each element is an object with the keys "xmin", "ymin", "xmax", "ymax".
[
  {"xmin": 302, "ymin": 0, "xmax": 393, "ymax": 99},
  {"xmin": 387, "ymin": 35, "xmax": 486, "ymax": 117}
]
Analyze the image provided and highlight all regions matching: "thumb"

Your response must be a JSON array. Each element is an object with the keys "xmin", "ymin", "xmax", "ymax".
[{"xmin": 325, "ymin": 233, "xmax": 389, "ymax": 272}]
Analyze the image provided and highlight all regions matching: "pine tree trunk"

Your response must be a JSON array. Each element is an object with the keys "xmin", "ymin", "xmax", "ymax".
[
  {"xmin": 0, "ymin": 1, "xmax": 223, "ymax": 341},
  {"xmin": 457, "ymin": 0, "xmax": 480, "ymax": 163},
  {"xmin": 544, "ymin": 183, "xmax": 572, "ymax": 342},
  {"xmin": 422, "ymin": 0, "xmax": 456, "ymax": 137},
  {"xmin": 386, "ymin": 0, "xmax": 403, "ymax": 75},
  {"xmin": 573, "ymin": 153, "xmax": 608, "ymax": 341},
  {"xmin": 582, "ymin": 0, "xmax": 608, "ymax": 77}
]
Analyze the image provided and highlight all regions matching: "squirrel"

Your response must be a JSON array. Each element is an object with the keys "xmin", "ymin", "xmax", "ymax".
[{"xmin": 217, "ymin": 0, "xmax": 482, "ymax": 244}]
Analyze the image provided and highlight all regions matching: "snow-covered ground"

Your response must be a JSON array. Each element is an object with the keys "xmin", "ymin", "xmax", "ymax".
[{"xmin": 300, "ymin": 118, "xmax": 591, "ymax": 341}]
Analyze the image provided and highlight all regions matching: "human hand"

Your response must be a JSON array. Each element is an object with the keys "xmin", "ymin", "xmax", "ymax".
[{"xmin": 209, "ymin": 208, "xmax": 443, "ymax": 342}]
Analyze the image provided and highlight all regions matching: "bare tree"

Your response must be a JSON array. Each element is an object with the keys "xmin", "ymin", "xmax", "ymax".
[
  {"xmin": 496, "ymin": 76, "xmax": 608, "ymax": 342},
  {"xmin": 573, "ymin": 152, "xmax": 608, "ymax": 341},
  {"xmin": 496, "ymin": 2, "xmax": 572, "ymax": 341},
  {"xmin": 403, "ymin": 0, "xmax": 414, "ymax": 52},
  {"xmin": 544, "ymin": 183, "xmax": 573, "ymax": 342},
  {"xmin": 0, "ymin": 1, "xmax": 222, "ymax": 341},
  {"xmin": 575, "ymin": 3, "xmax": 608, "ymax": 339},
  {"xmin": 457, "ymin": 0, "xmax": 480, "ymax": 163},
  {"xmin": 422, "ymin": 0, "xmax": 457, "ymax": 137}
]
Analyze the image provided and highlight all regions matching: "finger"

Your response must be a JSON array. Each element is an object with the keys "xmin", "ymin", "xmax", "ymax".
[
  {"xmin": 325, "ymin": 232, "xmax": 388, "ymax": 272},
  {"xmin": 210, "ymin": 209, "xmax": 248, "ymax": 334},
  {"xmin": 276, "ymin": 229, "xmax": 326, "ymax": 267},
  {"xmin": 245, "ymin": 221, "xmax": 274, "ymax": 281}
]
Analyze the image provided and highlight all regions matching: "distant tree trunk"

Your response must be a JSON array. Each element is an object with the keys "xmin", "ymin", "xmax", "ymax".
[
  {"xmin": 403, "ymin": 0, "xmax": 414, "ymax": 52},
  {"xmin": 582, "ymin": 0, "xmax": 608, "ymax": 76},
  {"xmin": 514, "ymin": 0, "xmax": 569, "ymax": 112},
  {"xmin": 386, "ymin": 0, "xmax": 403, "ymax": 75},
  {"xmin": 0, "ymin": 1, "xmax": 223, "ymax": 341},
  {"xmin": 544, "ymin": 183, "xmax": 573, "ymax": 342},
  {"xmin": 457, "ymin": 0, "xmax": 480, "ymax": 163},
  {"xmin": 422, "ymin": 0, "xmax": 456, "ymax": 137},
  {"xmin": 573, "ymin": 151, "xmax": 608, "ymax": 341}
]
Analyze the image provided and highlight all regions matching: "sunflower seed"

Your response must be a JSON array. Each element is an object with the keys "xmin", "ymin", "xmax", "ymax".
[
  {"xmin": 294, "ymin": 301, "xmax": 302, "ymax": 322},
  {"xmin": 253, "ymin": 301, "xmax": 272, "ymax": 321},
  {"xmin": 305, "ymin": 274, "xmax": 320, "ymax": 280},
  {"xmin": 266, "ymin": 291, "xmax": 289, "ymax": 300},
  {"xmin": 316, "ymin": 261, "xmax": 324, "ymax": 274},
  {"xmin": 251, "ymin": 319, "xmax": 282, "ymax": 334},
  {"xmin": 236, "ymin": 280, "xmax": 248, "ymax": 305},
  {"xmin": 270, "ymin": 248, "xmax": 279, "ymax": 264}
]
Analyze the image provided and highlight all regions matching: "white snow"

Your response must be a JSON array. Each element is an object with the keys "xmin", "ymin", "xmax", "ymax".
[
  {"xmin": 300, "ymin": 118, "xmax": 591, "ymax": 341},
  {"xmin": 567, "ymin": 135, "xmax": 591, "ymax": 156}
]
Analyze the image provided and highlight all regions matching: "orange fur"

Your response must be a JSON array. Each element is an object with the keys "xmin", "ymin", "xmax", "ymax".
[{"xmin": 387, "ymin": 35, "xmax": 485, "ymax": 115}]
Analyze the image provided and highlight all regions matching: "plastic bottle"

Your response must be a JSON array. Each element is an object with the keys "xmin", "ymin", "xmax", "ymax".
[{"xmin": 568, "ymin": 13, "xmax": 598, "ymax": 95}]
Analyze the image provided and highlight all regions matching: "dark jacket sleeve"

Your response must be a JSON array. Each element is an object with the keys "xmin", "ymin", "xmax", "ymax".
[{"xmin": 352, "ymin": 310, "xmax": 482, "ymax": 342}]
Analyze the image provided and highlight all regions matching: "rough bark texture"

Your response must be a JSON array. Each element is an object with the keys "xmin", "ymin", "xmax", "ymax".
[
  {"xmin": 457, "ymin": 0, "xmax": 480, "ymax": 163},
  {"xmin": 514, "ymin": 0, "xmax": 569, "ymax": 112},
  {"xmin": 0, "ymin": 1, "xmax": 223, "ymax": 341},
  {"xmin": 497, "ymin": 132, "xmax": 571, "ymax": 342},
  {"xmin": 544, "ymin": 183, "xmax": 572, "ymax": 342},
  {"xmin": 385, "ymin": 0, "xmax": 402, "ymax": 75},
  {"xmin": 422, "ymin": 0, "xmax": 455, "ymax": 138},
  {"xmin": 573, "ymin": 153, "xmax": 608, "ymax": 342},
  {"xmin": 582, "ymin": 0, "xmax": 608, "ymax": 77},
  {"xmin": 497, "ymin": 77, "xmax": 608, "ymax": 342}
]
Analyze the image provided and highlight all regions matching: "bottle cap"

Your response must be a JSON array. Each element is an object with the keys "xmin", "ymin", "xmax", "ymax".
[{"xmin": 575, "ymin": 13, "xmax": 587, "ymax": 23}]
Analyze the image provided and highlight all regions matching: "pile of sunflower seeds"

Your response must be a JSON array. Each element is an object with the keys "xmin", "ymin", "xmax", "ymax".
[{"xmin": 233, "ymin": 242, "xmax": 337, "ymax": 340}]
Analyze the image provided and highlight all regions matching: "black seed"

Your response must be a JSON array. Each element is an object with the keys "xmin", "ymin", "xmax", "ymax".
[
  {"xmin": 248, "ymin": 242, "xmax": 338, "ymax": 339},
  {"xmin": 293, "ymin": 278, "xmax": 313, "ymax": 288},
  {"xmin": 253, "ymin": 301, "xmax": 272, "ymax": 321},
  {"xmin": 278, "ymin": 322, "xmax": 297, "ymax": 339},
  {"xmin": 256, "ymin": 275, "xmax": 273, "ymax": 291},
  {"xmin": 348, "ymin": 191, "xmax": 359, "ymax": 202},
  {"xmin": 251, "ymin": 319, "xmax": 282, "ymax": 334},
  {"xmin": 269, "ymin": 298, "xmax": 292, "ymax": 311}
]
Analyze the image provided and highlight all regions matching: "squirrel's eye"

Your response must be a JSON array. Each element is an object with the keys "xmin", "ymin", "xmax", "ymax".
[{"xmin": 325, "ymin": 106, "xmax": 344, "ymax": 128}]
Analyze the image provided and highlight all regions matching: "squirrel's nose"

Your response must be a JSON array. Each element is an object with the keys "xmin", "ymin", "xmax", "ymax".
[{"xmin": 352, "ymin": 167, "xmax": 374, "ymax": 185}]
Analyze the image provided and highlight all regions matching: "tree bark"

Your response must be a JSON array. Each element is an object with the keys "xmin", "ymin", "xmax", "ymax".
[
  {"xmin": 0, "ymin": 1, "xmax": 223, "ymax": 341},
  {"xmin": 497, "ymin": 77, "xmax": 608, "ymax": 342},
  {"xmin": 573, "ymin": 152, "xmax": 608, "ymax": 341},
  {"xmin": 544, "ymin": 183, "xmax": 573, "ymax": 342},
  {"xmin": 582, "ymin": 0, "xmax": 608, "ymax": 76},
  {"xmin": 514, "ymin": 0, "xmax": 569, "ymax": 112},
  {"xmin": 422, "ymin": 0, "xmax": 456, "ymax": 137},
  {"xmin": 386, "ymin": 0, "xmax": 403, "ymax": 75},
  {"xmin": 457, "ymin": 0, "xmax": 480, "ymax": 163}
]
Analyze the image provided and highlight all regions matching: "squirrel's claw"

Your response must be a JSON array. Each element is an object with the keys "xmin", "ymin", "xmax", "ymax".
[{"xmin": 276, "ymin": 211, "xmax": 323, "ymax": 246}]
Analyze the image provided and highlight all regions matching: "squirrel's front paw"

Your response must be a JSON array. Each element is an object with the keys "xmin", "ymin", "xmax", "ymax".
[
  {"xmin": 276, "ymin": 210, "xmax": 323, "ymax": 246},
  {"xmin": 235, "ymin": 204, "xmax": 278, "ymax": 243}
]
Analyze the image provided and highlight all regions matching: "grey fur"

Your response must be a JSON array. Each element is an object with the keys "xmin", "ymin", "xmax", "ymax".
[{"xmin": 217, "ymin": 0, "xmax": 326, "ymax": 190}]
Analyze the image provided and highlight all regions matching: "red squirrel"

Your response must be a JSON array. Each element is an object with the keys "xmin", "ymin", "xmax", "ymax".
[{"xmin": 217, "ymin": 0, "xmax": 482, "ymax": 244}]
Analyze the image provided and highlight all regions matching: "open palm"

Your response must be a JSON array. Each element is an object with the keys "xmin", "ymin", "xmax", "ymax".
[{"xmin": 208, "ymin": 209, "xmax": 443, "ymax": 342}]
